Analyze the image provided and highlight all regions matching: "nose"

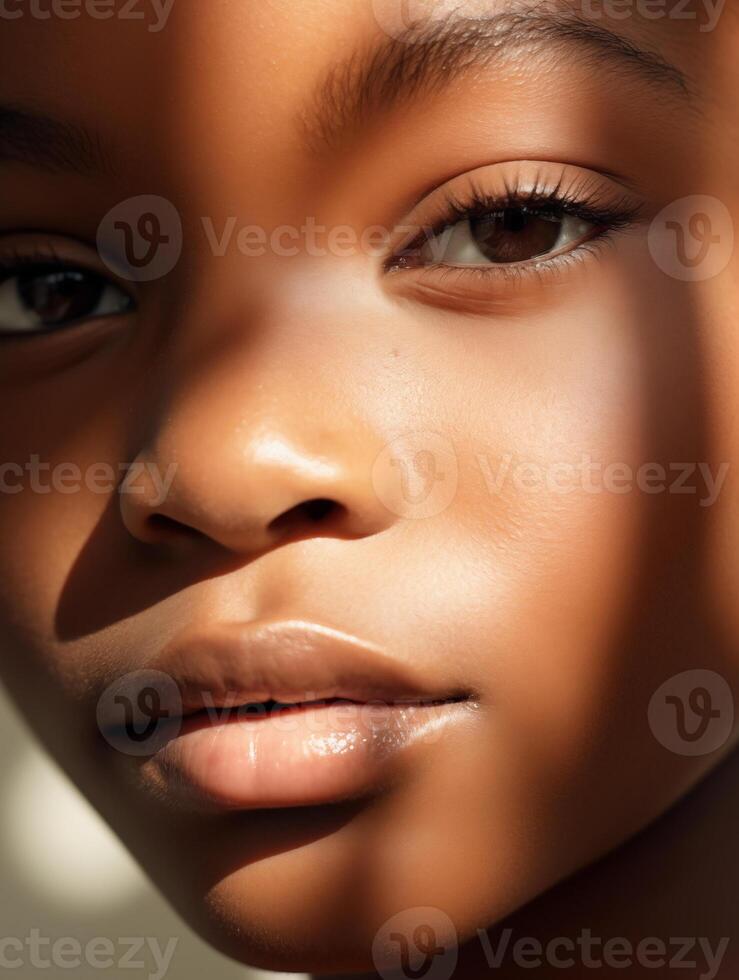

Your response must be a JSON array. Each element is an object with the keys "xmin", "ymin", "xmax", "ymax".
[{"xmin": 119, "ymin": 366, "xmax": 396, "ymax": 558}]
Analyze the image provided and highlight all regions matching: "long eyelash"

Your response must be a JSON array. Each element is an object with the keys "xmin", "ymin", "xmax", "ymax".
[
  {"xmin": 0, "ymin": 244, "xmax": 72, "ymax": 279},
  {"xmin": 387, "ymin": 172, "xmax": 644, "ymax": 273},
  {"xmin": 444, "ymin": 180, "xmax": 641, "ymax": 231}
]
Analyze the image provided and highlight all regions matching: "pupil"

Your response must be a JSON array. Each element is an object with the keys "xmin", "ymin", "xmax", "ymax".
[
  {"xmin": 471, "ymin": 207, "xmax": 563, "ymax": 264},
  {"xmin": 18, "ymin": 268, "xmax": 104, "ymax": 326}
]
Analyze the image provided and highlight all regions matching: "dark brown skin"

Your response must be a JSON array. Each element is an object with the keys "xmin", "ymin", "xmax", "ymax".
[{"xmin": 0, "ymin": 1, "xmax": 738, "ymax": 976}]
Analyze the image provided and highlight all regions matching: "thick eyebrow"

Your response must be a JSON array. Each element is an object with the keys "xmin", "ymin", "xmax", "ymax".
[
  {"xmin": 303, "ymin": 7, "xmax": 692, "ymax": 150},
  {"xmin": 0, "ymin": 105, "xmax": 113, "ymax": 176}
]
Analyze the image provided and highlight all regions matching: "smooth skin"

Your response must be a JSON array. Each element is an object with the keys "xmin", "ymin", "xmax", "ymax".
[{"xmin": 1, "ymin": 1, "xmax": 738, "ymax": 975}]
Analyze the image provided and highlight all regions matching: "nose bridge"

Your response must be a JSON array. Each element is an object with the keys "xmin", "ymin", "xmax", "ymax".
[
  {"xmin": 166, "ymin": 296, "xmax": 367, "ymax": 436},
  {"xmin": 151, "ymin": 256, "xmax": 389, "ymax": 467}
]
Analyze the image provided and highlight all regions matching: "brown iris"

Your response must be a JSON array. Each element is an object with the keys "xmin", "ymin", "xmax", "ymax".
[
  {"xmin": 16, "ymin": 267, "xmax": 107, "ymax": 327},
  {"xmin": 469, "ymin": 207, "xmax": 564, "ymax": 264}
]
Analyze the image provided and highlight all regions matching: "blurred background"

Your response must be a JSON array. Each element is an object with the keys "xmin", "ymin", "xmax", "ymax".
[{"xmin": 0, "ymin": 682, "xmax": 308, "ymax": 980}]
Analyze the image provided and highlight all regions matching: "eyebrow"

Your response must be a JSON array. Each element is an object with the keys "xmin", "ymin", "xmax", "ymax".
[
  {"xmin": 0, "ymin": 104, "xmax": 113, "ymax": 175},
  {"xmin": 303, "ymin": 7, "xmax": 692, "ymax": 150}
]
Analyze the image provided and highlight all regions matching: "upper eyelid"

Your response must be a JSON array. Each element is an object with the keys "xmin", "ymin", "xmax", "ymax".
[
  {"xmin": 0, "ymin": 236, "xmax": 137, "ymax": 295},
  {"xmin": 0, "ymin": 242, "xmax": 94, "ymax": 265},
  {"xmin": 397, "ymin": 160, "xmax": 640, "ymax": 214},
  {"xmin": 0, "ymin": 231, "xmax": 111, "ymax": 269}
]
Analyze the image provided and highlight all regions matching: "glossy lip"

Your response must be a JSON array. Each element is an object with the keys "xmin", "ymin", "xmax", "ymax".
[{"xmin": 98, "ymin": 620, "xmax": 474, "ymax": 810}]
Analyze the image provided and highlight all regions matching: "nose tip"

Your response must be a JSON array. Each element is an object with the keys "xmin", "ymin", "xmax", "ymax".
[{"xmin": 119, "ymin": 434, "xmax": 395, "ymax": 557}]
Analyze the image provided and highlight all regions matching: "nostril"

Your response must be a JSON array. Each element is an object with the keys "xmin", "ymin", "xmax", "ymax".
[
  {"xmin": 302, "ymin": 498, "xmax": 338, "ymax": 522},
  {"xmin": 135, "ymin": 499, "xmax": 345, "ymax": 548},
  {"xmin": 268, "ymin": 498, "xmax": 343, "ymax": 537}
]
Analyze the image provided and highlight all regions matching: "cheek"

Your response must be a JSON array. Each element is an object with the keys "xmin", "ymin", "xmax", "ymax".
[
  {"xmin": 0, "ymin": 364, "xmax": 129, "ymax": 669},
  {"xmin": 439, "ymin": 247, "xmax": 701, "ymax": 661},
  {"xmin": 421, "ymin": 265, "xmax": 729, "ymax": 844},
  {"xmin": 433, "ymin": 266, "xmax": 651, "ymax": 669},
  {"xmin": 443, "ymin": 330, "xmax": 645, "ymax": 771}
]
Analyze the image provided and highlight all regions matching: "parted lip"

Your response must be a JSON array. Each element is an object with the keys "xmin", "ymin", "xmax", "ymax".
[{"xmin": 99, "ymin": 620, "xmax": 469, "ymax": 729}]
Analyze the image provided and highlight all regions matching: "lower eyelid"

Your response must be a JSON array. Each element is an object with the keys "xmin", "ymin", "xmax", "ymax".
[{"xmin": 385, "ymin": 235, "xmax": 623, "ymax": 311}]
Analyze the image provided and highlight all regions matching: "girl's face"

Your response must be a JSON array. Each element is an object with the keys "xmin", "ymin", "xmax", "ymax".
[{"xmin": 1, "ymin": 0, "xmax": 738, "ymax": 972}]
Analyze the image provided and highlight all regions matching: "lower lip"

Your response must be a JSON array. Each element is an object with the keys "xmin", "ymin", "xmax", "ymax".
[{"xmin": 142, "ymin": 699, "xmax": 468, "ymax": 809}]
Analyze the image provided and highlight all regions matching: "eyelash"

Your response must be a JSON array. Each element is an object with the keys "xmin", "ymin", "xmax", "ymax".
[
  {"xmin": 0, "ymin": 244, "xmax": 94, "ymax": 278},
  {"xmin": 386, "ymin": 173, "xmax": 644, "ymax": 280},
  {"xmin": 0, "ymin": 245, "xmax": 52, "ymax": 274}
]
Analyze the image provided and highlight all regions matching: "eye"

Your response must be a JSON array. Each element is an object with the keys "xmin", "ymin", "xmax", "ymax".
[
  {"xmin": 419, "ymin": 206, "xmax": 596, "ymax": 267},
  {"xmin": 0, "ymin": 262, "xmax": 134, "ymax": 335},
  {"xmin": 385, "ymin": 163, "xmax": 645, "ymax": 298}
]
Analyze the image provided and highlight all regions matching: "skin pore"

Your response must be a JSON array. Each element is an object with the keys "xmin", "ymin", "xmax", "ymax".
[{"xmin": 1, "ymin": 0, "xmax": 738, "ymax": 976}]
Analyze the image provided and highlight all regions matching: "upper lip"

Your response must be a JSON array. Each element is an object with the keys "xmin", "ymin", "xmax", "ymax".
[{"xmin": 102, "ymin": 620, "xmax": 467, "ymax": 725}]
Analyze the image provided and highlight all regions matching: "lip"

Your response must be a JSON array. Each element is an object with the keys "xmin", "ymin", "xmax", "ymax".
[{"xmin": 98, "ymin": 620, "xmax": 473, "ymax": 810}]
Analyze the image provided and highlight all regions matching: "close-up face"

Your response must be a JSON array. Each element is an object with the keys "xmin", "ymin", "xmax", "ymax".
[{"xmin": 1, "ymin": 0, "xmax": 738, "ymax": 974}]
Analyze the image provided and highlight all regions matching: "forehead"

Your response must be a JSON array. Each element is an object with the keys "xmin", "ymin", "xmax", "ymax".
[
  {"xmin": 0, "ymin": 0, "xmax": 729, "ymax": 107},
  {"xmin": 0, "ymin": 0, "xmax": 733, "ymax": 197}
]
